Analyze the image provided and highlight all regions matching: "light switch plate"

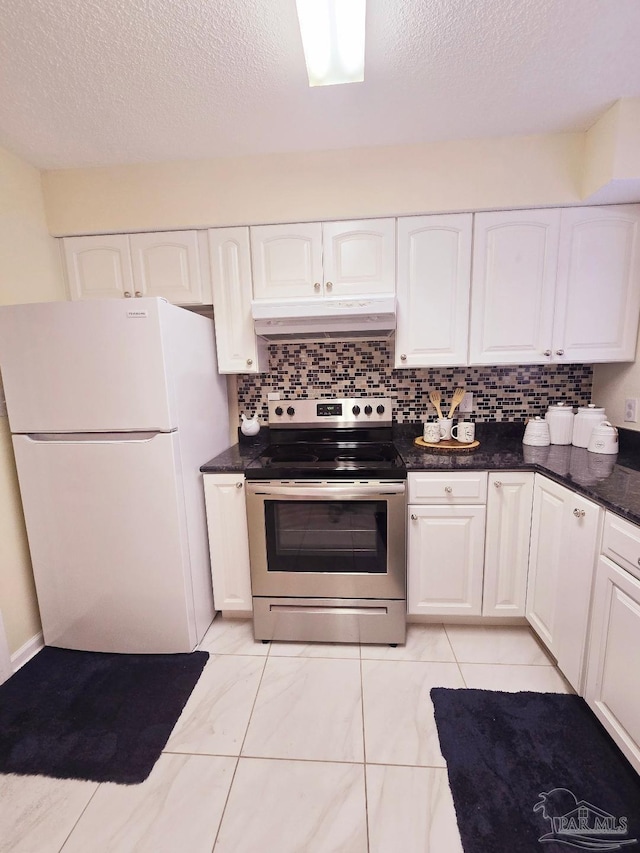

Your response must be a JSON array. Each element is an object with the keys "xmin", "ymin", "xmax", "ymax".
[{"xmin": 459, "ymin": 392, "xmax": 474, "ymax": 413}]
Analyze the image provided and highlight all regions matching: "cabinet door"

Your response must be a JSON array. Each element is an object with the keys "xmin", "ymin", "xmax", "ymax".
[
  {"xmin": 130, "ymin": 231, "xmax": 208, "ymax": 304},
  {"xmin": 585, "ymin": 556, "xmax": 640, "ymax": 774},
  {"xmin": 322, "ymin": 218, "xmax": 395, "ymax": 296},
  {"xmin": 483, "ymin": 472, "xmax": 533, "ymax": 617},
  {"xmin": 553, "ymin": 205, "xmax": 640, "ymax": 363},
  {"xmin": 208, "ymin": 227, "xmax": 266, "ymax": 374},
  {"xmin": 469, "ymin": 209, "xmax": 560, "ymax": 364},
  {"xmin": 63, "ymin": 235, "xmax": 134, "ymax": 300},
  {"xmin": 251, "ymin": 223, "xmax": 323, "ymax": 299},
  {"xmin": 407, "ymin": 505, "xmax": 485, "ymax": 616},
  {"xmin": 526, "ymin": 476, "xmax": 601, "ymax": 692},
  {"xmin": 203, "ymin": 474, "xmax": 252, "ymax": 613},
  {"xmin": 395, "ymin": 214, "xmax": 472, "ymax": 367}
]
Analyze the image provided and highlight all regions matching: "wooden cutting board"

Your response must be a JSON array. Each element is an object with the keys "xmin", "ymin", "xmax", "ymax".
[{"xmin": 414, "ymin": 436, "xmax": 480, "ymax": 453}]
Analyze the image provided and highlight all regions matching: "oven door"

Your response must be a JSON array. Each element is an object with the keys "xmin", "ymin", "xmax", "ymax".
[{"xmin": 246, "ymin": 480, "xmax": 406, "ymax": 600}]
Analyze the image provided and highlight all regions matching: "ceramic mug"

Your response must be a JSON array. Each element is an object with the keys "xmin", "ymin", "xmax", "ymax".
[
  {"xmin": 452, "ymin": 421, "xmax": 475, "ymax": 443},
  {"xmin": 438, "ymin": 417, "xmax": 453, "ymax": 440},
  {"xmin": 423, "ymin": 422, "xmax": 441, "ymax": 443}
]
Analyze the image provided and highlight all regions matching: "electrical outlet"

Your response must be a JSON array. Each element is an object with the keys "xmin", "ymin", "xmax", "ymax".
[
  {"xmin": 624, "ymin": 398, "xmax": 638, "ymax": 422},
  {"xmin": 459, "ymin": 392, "xmax": 474, "ymax": 413}
]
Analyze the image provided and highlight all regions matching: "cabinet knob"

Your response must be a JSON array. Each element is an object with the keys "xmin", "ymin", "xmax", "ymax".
[
  {"xmin": 236, "ymin": 481, "xmax": 243, "ymax": 489},
  {"xmin": 445, "ymin": 486, "xmax": 453, "ymax": 494},
  {"xmin": 400, "ymin": 354, "xmax": 407, "ymax": 362},
  {"xmin": 556, "ymin": 349, "xmax": 565, "ymax": 356},
  {"xmin": 494, "ymin": 480, "xmax": 502, "ymax": 488},
  {"xmin": 246, "ymin": 358, "xmax": 253, "ymax": 366},
  {"xmin": 573, "ymin": 508, "xmax": 585, "ymax": 518},
  {"xmin": 543, "ymin": 349, "xmax": 551, "ymax": 357},
  {"xmin": 134, "ymin": 291, "xmax": 142, "ymax": 297},
  {"xmin": 124, "ymin": 291, "xmax": 132, "ymax": 298},
  {"xmin": 326, "ymin": 281, "xmax": 333, "ymax": 291},
  {"xmin": 411, "ymin": 513, "xmax": 418, "ymax": 521},
  {"xmin": 313, "ymin": 282, "xmax": 321, "ymax": 291}
]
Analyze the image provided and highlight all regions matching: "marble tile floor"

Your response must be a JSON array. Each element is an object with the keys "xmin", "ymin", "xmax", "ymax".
[{"xmin": 0, "ymin": 621, "xmax": 571, "ymax": 853}]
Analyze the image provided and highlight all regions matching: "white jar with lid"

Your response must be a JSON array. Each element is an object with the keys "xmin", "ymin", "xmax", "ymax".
[
  {"xmin": 545, "ymin": 402, "xmax": 575, "ymax": 445},
  {"xmin": 572, "ymin": 404, "xmax": 607, "ymax": 448}
]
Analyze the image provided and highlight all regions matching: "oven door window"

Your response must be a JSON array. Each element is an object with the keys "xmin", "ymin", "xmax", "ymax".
[{"xmin": 264, "ymin": 500, "xmax": 388, "ymax": 574}]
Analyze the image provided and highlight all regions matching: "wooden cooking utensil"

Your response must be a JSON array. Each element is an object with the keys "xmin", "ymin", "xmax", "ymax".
[
  {"xmin": 448, "ymin": 387, "xmax": 466, "ymax": 418},
  {"xmin": 428, "ymin": 389, "xmax": 444, "ymax": 420}
]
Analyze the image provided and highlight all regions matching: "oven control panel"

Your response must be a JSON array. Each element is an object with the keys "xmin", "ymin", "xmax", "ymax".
[{"xmin": 268, "ymin": 397, "xmax": 393, "ymax": 428}]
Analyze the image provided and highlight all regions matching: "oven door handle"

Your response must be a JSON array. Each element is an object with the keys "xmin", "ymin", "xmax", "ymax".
[{"xmin": 247, "ymin": 482, "xmax": 406, "ymax": 498}]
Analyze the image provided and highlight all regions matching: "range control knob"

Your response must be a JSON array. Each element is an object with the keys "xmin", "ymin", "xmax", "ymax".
[
  {"xmin": 287, "ymin": 406, "xmax": 295, "ymax": 416},
  {"xmin": 377, "ymin": 404, "xmax": 385, "ymax": 415},
  {"xmin": 274, "ymin": 406, "xmax": 283, "ymax": 416},
  {"xmin": 352, "ymin": 405, "xmax": 361, "ymax": 415},
  {"xmin": 364, "ymin": 405, "xmax": 373, "ymax": 415}
]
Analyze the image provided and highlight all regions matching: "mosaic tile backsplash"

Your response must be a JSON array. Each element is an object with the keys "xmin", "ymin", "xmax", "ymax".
[{"xmin": 236, "ymin": 342, "xmax": 593, "ymax": 424}]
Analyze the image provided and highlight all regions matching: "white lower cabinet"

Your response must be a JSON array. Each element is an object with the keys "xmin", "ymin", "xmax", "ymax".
[
  {"xmin": 585, "ymin": 512, "xmax": 640, "ymax": 774},
  {"xmin": 526, "ymin": 475, "xmax": 602, "ymax": 691},
  {"xmin": 407, "ymin": 473, "xmax": 487, "ymax": 616},
  {"xmin": 203, "ymin": 474, "xmax": 252, "ymax": 613},
  {"xmin": 482, "ymin": 472, "xmax": 534, "ymax": 617}
]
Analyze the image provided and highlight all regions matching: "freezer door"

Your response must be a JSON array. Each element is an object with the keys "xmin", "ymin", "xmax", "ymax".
[
  {"xmin": 0, "ymin": 299, "xmax": 176, "ymax": 432},
  {"xmin": 12, "ymin": 431, "xmax": 200, "ymax": 653}
]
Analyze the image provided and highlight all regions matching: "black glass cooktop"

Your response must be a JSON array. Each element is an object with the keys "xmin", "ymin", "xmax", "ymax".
[{"xmin": 244, "ymin": 441, "xmax": 407, "ymax": 480}]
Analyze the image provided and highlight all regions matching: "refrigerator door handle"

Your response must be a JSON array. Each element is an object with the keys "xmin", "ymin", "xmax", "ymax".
[{"xmin": 22, "ymin": 431, "xmax": 175, "ymax": 443}]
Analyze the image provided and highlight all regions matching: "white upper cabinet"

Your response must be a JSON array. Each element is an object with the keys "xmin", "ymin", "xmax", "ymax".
[
  {"xmin": 469, "ymin": 209, "xmax": 560, "ymax": 364},
  {"xmin": 251, "ymin": 223, "xmax": 323, "ymax": 299},
  {"xmin": 64, "ymin": 232, "xmax": 211, "ymax": 305},
  {"xmin": 395, "ymin": 214, "xmax": 472, "ymax": 368},
  {"xmin": 208, "ymin": 227, "xmax": 266, "ymax": 374},
  {"xmin": 469, "ymin": 204, "xmax": 640, "ymax": 365},
  {"xmin": 250, "ymin": 219, "xmax": 395, "ymax": 300},
  {"xmin": 129, "ymin": 231, "xmax": 206, "ymax": 305},
  {"xmin": 322, "ymin": 219, "xmax": 396, "ymax": 296},
  {"xmin": 553, "ymin": 205, "xmax": 640, "ymax": 363},
  {"xmin": 63, "ymin": 235, "xmax": 134, "ymax": 300}
]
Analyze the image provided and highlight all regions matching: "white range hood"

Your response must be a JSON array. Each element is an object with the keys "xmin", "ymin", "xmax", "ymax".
[{"xmin": 251, "ymin": 295, "xmax": 396, "ymax": 342}]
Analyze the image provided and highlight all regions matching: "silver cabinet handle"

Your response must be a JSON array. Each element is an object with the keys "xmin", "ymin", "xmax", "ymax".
[
  {"xmin": 543, "ymin": 349, "xmax": 551, "ymax": 356},
  {"xmin": 134, "ymin": 291, "xmax": 142, "ymax": 297},
  {"xmin": 573, "ymin": 508, "xmax": 585, "ymax": 518},
  {"xmin": 246, "ymin": 358, "xmax": 253, "ymax": 366},
  {"xmin": 124, "ymin": 291, "xmax": 132, "ymax": 298},
  {"xmin": 637, "ymin": 558, "xmax": 640, "ymax": 567},
  {"xmin": 400, "ymin": 354, "xmax": 407, "ymax": 362},
  {"xmin": 236, "ymin": 481, "xmax": 243, "ymax": 489},
  {"xmin": 494, "ymin": 480, "xmax": 502, "ymax": 488},
  {"xmin": 411, "ymin": 513, "xmax": 418, "ymax": 520},
  {"xmin": 556, "ymin": 349, "xmax": 564, "ymax": 356},
  {"xmin": 314, "ymin": 282, "xmax": 321, "ymax": 291},
  {"xmin": 445, "ymin": 486, "xmax": 453, "ymax": 494},
  {"xmin": 326, "ymin": 281, "xmax": 333, "ymax": 291}
]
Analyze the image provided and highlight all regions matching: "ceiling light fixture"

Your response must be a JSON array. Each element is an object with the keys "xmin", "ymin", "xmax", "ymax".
[{"xmin": 295, "ymin": 0, "xmax": 366, "ymax": 87}]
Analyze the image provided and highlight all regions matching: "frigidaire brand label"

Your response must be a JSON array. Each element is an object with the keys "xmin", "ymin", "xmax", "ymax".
[{"xmin": 126, "ymin": 310, "xmax": 149, "ymax": 319}]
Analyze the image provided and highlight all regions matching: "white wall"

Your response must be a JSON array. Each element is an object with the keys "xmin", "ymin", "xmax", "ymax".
[
  {"xmin": 0, "ymin": 145, "xmax": 66, "ymax": 655},
  {"xmin": 42, "ymin": 131, "xmax": 585, "ymax": 236}
]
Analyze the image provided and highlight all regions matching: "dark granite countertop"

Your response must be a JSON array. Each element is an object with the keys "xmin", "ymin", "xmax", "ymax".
[{"xmin": 201, "ymin": 422, "xmax": 640, "ymax": 527}]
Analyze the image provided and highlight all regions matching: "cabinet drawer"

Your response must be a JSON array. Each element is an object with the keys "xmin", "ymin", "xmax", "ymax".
[
  {"xmin": 408, "ymin": 472, "xmax": 487, "ymax": 504},
  {"xmin": 602, "ymin": 512, "xmax": 640, "ymax": 582}
]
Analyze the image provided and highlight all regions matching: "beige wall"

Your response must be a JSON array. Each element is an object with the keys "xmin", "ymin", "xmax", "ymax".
[
  {"xmin": 0, "ymin": 145, "xmax": 66, "ymax": 655},
  {"xmin": 42, "ymin": 132, "xmax": 586, "ymax": 236},
  {"xmin": 592, "ymin": 334, "xmax": 640, "ymax": 432}
]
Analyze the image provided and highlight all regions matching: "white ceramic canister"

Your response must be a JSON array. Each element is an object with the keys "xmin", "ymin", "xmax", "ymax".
[
  {"xmin": 545, "ymin": 403, "xmax": 575, "ymax": 445},
  {"xmin": 572, "ymin": 404, "xmax": 607, "ymax": 448}
]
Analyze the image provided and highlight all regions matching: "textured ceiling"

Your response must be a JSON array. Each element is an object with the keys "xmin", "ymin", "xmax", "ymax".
[{"xmin": 1, "ymin": 0, "xmax": 640, "ymax": 170}]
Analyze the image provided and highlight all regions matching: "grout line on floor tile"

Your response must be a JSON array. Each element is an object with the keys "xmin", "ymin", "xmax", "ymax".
[
  {"xmin": 209, "ymin": 755, "xmax": 240, "ymax": 853},
  {"xmin": 358, "ymin": 652, "xmax": 370, "ymax": 853},
  {"xmin": 57, "ymin": 781, "xmax": 102, "ymax": 853},
  {"xmin": 237, "ymin": 753, "xmax": 366, "ymax": 766}
]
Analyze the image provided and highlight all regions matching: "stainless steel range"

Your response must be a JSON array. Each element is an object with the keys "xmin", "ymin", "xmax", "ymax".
[{"xmin": 245, "ymin": 397, "xmax": 406, "ymax": 645}]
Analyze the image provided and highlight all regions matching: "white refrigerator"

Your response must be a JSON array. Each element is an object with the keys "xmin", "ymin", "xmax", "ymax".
[{"xmin": 0, "ymin": 298, "xmax": 229, "ymax": 654}]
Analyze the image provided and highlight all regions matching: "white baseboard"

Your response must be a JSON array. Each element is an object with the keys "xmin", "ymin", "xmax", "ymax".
[{"xmin": 10, "ymin": 632, "xmax": 44, "ymax": 672}]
